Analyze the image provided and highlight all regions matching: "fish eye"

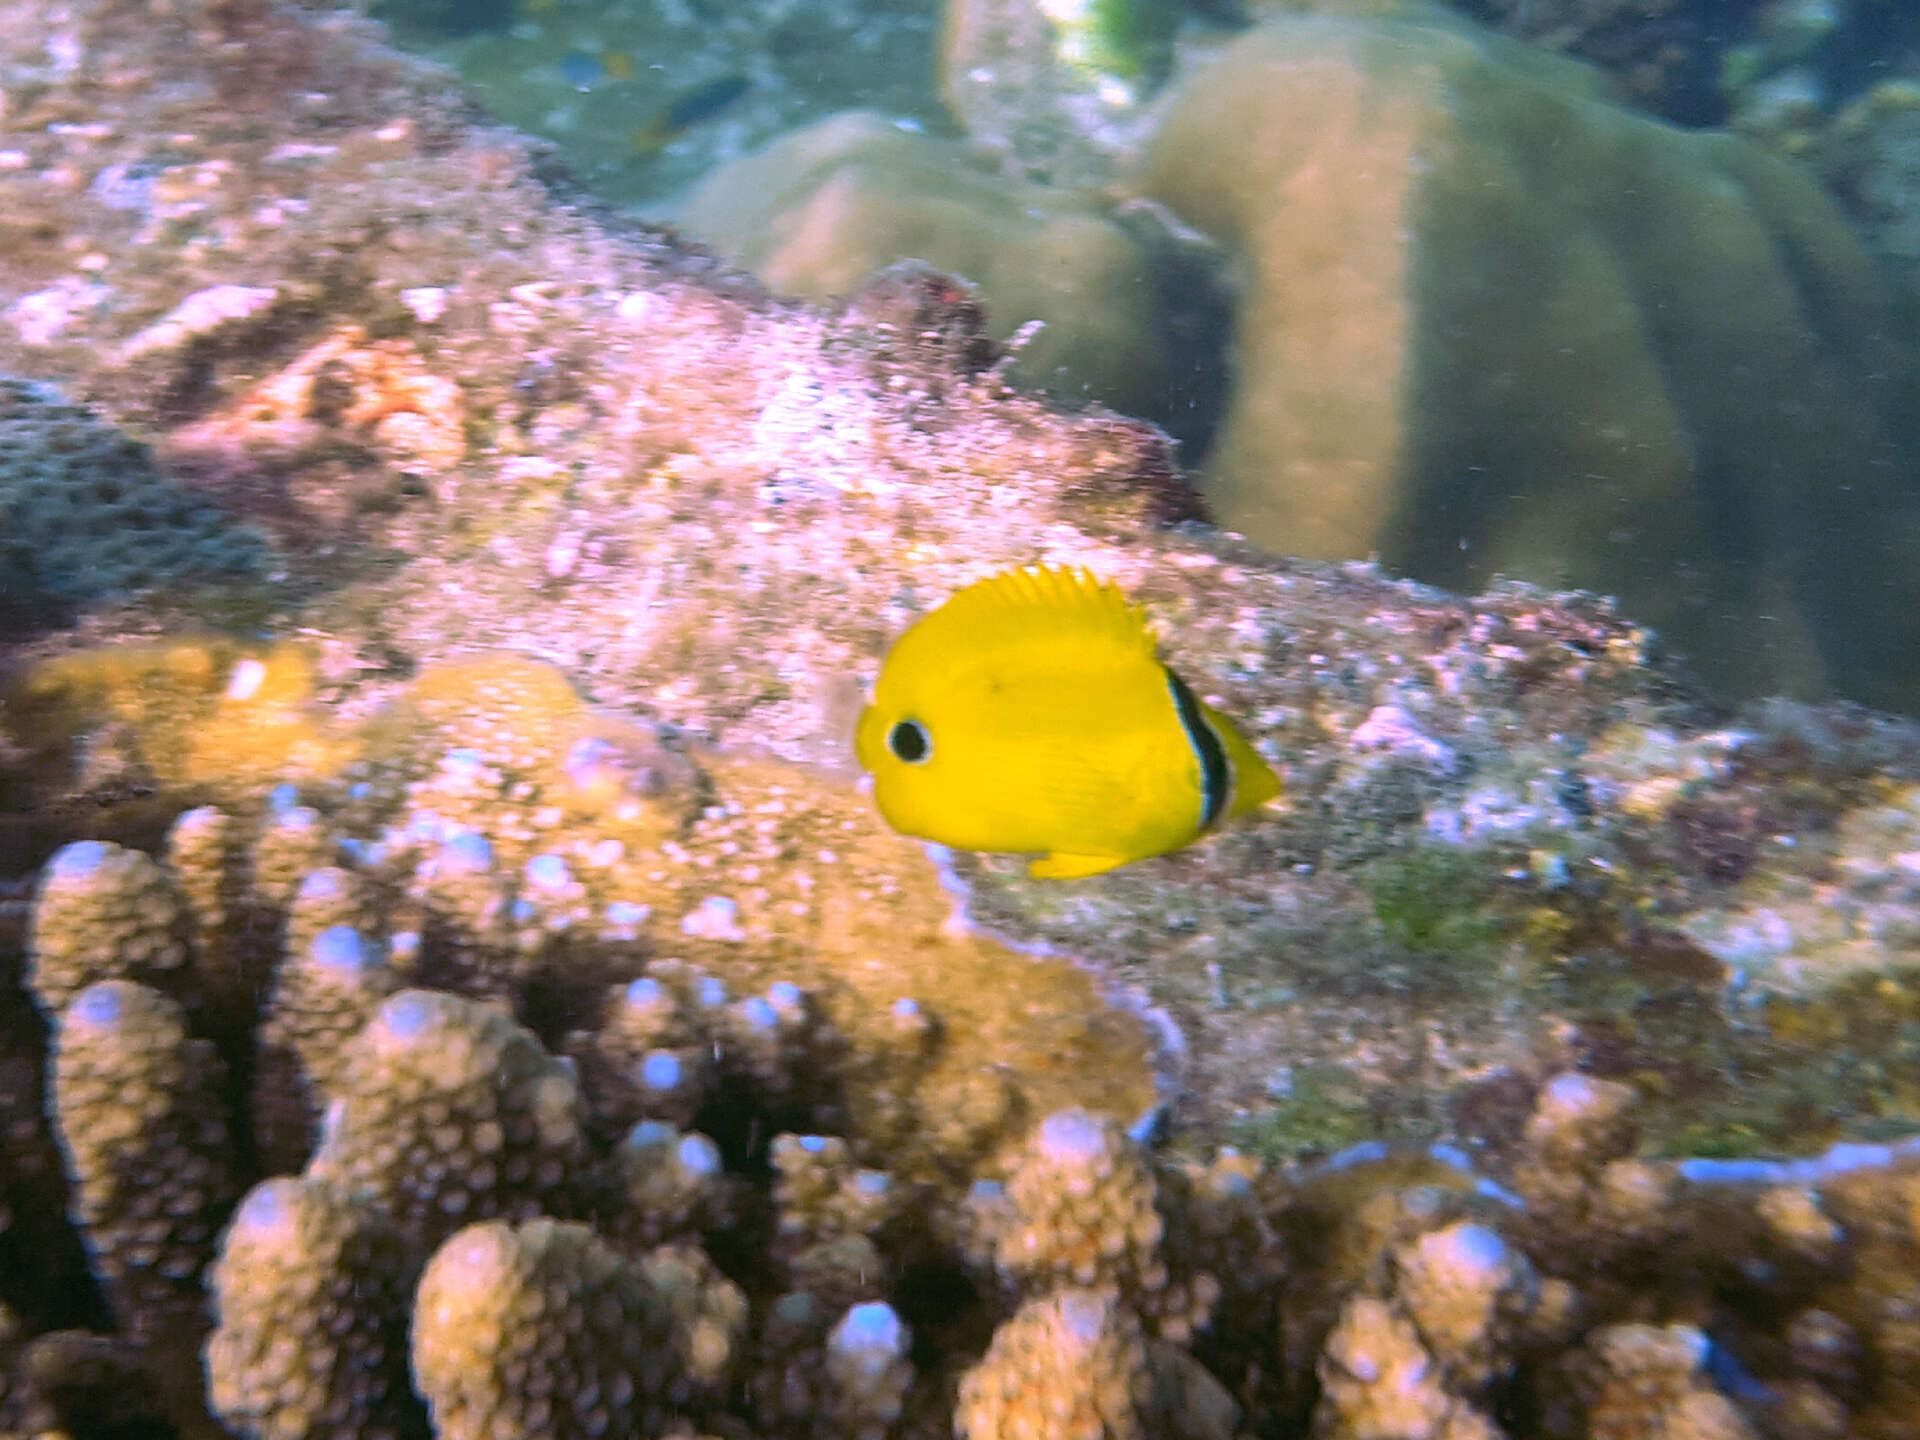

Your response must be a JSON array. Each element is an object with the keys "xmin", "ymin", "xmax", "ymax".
[{"xmin": 887, "ymin": 719, "xmax": 931, "ymax": 764}]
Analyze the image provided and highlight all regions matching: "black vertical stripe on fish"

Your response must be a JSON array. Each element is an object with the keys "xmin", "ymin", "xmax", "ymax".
[
  {"xmin": 633, "ymin": 74, "xmax": 752, "ymax": 155},
  {"xmin": 1165, "ymin": 666, "xmax": 1228, "ymax": 832},
  {"xmin": 663, "ymin": 73, "xmax": 751, "ymax": 131}
]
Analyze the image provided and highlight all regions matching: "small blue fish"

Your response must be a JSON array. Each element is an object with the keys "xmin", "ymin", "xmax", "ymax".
[
  {"xmin": 559, "ymin": 48, "xmax": 635, "ymax": 91},
  {"xmin": 559, "ymin": 50, "xmax": 602, "ymax": 90}
]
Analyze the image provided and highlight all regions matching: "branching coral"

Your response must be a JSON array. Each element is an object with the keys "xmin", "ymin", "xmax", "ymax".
[
  {"xmin": 28, "ymin": 842, "xmax": 192, "ymax": 1015},
  {"xmin": 49, "ymin": 981, "xmax": 239, "ymax": 1346},
  {"xmin": 206, "ymin": 1177, "xmax": 424, "ymax": 1440},
  {"xmin": 411, "ymin": 1218, "xmax": 681, "ymax": 1440},
  {"xmin": 15, "ymin": 628, "xmax": 1920, "ymax": 1440},
  {"xmin": 19, "ymin": 800, "xmax": 1920, "ymax": 1436},
  {"xmin": 956, "ymin": 1288, "xmax": 1155, "ymax": 1440},
  {"xmin": 306, "ymin": 989, "xmax": 589, "ymax": 1252}
]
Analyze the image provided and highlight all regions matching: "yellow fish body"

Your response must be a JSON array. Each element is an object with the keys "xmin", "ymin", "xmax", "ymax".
[{"xmin": 853, "ymin": 566, "xmax": 1280, "ymax": 878}]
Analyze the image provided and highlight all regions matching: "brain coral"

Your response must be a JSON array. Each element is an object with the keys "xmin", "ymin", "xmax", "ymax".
[
  {"xmin": 0, "ymin": 376, "xmax": 267, "ymax": 616},
  {"xmin": 1134, "ymin": 0, "xmax": 1920, "ymax": 711}
]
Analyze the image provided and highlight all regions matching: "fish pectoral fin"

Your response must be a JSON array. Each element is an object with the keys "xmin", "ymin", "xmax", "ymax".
[{"xmin": 1029, "ymin": 850, "xmax": 1129, "ymax": 880}]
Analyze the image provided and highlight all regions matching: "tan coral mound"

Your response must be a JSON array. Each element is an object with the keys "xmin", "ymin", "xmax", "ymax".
[
  {"xmin": 678, "ymin": 111, "xmax": 1174, "ymax": 424},
  {"xmin": 1136, "ymin": 0, "xmax": 1919, "ymax": 709}
]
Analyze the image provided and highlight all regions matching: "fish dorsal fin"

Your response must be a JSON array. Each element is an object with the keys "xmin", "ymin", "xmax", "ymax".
[{"xmin": 887, "ymin": 566, "xmax": 1156, "ymax": 680}]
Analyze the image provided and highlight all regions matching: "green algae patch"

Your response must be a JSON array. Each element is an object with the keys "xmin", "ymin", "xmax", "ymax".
[
  {"xmin": 1644, "ymin": 969, "xmax": 1920, "ymax": 1160},
  {"xmin": 1361, "ymin": 846, "xmax": 1511, "ymax": 961},
  {"xmin": 1227, "ymin": 1063, "xmax": 1384, "ymax": 1165}
]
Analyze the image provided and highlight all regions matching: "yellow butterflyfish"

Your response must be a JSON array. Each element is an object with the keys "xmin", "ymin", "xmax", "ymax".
[{"xmin": 853, "ymin": 566, "xmax": 1281, "ymax": 879}]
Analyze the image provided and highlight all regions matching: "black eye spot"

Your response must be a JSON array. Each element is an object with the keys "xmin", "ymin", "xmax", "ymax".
[{"xmin": 888, "ymin": 719, "xmax": 931, "ymax": 764}]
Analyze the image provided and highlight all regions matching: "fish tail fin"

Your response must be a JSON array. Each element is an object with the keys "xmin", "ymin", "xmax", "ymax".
[{"xmin": 1212, "ymin": 707, "xmax": 1281, "ymax": 818}]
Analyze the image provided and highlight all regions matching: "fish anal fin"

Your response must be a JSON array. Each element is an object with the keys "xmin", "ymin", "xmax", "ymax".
[{"xmin": 1029, "ymin": 850, "xmax": 1129, "ymax": 880}]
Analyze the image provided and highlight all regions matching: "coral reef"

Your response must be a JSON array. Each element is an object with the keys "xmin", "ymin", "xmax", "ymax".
[
  {"xmin": 3, "ymin": 0, "xmax": 1920, "ymax": 1175},
  {"xmin": 13, "ymin": 630, "xmax": 1919, "ymax": 1432},
  {"xmin": 669, "ymin": 0, "xmax": 1920, "ymax": 710},
  {"xmin": 7, "ymin": 0, "xmax": 1920, "ymax": 1432},
  {"xmin": 11, "ymin": 662, "xmax": 1920, "ymax": 1433},
  {"xmin": 4, "ymin": 0, "xmax": 1920, "ymax": 1177},
  {"xmin": 0, "ymin": 659, "xmax": 1169, "ymax": 1431}
]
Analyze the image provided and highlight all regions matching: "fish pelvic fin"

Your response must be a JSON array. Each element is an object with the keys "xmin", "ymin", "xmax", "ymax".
[{"xmin": 1029, "ymin": 850, "xmax": 1130, "ymax": 880}]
